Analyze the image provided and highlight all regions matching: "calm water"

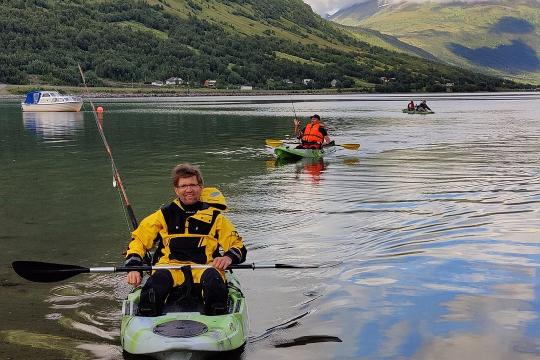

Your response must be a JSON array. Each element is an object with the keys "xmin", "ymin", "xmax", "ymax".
[{"xmin": 1, "ymin": 93, "xmax": 540, "ymax": 360}]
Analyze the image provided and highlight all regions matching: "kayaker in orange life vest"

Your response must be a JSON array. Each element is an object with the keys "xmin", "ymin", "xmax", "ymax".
[{"xmin": 293, "ymin": 114, "xmax": 332, "ymax": 149}]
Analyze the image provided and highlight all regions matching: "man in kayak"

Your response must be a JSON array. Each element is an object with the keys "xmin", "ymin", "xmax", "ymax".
[
  {"xmin": 125, "ymin": 163, "xmax": 247, "ymax": 317},
  {"xmin": 407, "ymin": 100, "xmax": 415, "ymax": 111},
  {"xmin": 416, "ymin": 100, "xmax": 432, "ymax": 112},
  {"xmin": 293, "ymin": 114, "xmax": 332, "ymax": 149}
]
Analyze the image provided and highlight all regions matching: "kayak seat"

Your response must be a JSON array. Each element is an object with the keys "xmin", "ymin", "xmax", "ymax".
[
  {"xmin": 164, "ymin": 284, "xmax": 205, "ymax": 313},
  {"xmin": 162, "ymin": 283, "xmax": 233, "ymax": 315}
]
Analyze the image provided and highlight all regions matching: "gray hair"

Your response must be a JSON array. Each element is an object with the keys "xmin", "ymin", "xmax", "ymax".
[{"xmin": 172, "ymin": 163, "xmax": 204, "ymax": 187}]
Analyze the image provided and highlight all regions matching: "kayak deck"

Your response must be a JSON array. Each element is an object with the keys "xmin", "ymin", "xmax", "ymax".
[
  {"xmin": 274, "ymin": 145, "xmax": 336, "ymax": 160},
  {"xmin": 121, "ymin": 272, "xmax": 248, "ymax": 358}
]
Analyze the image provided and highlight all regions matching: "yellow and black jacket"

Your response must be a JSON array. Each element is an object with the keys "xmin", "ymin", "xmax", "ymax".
[{"xmin": 125, "ymin": 188, "xmax": 246, "ymax": 278}]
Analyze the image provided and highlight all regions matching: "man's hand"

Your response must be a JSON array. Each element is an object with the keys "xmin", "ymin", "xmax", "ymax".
[
  {"xmin": 293, "ymin": 118, "xmax": 300, "ymax": 127},
  {"xmin": 127, "ymin": 271, "xmax": 142, "ymax": 287},
  {"xmin": 125, "ymin": 254, "xmax": 143, "ymax": 287},
  {"xmin": 213, "ymin": 256, "xmax": 233, "ymax": 270}
]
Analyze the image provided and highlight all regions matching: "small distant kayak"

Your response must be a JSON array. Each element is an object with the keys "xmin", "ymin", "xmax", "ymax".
[
  {"xmin": 121, "ymin": 271, "xmax": 248, "ymax": 359},
  {"xmin": 274, "ymin": 144, "xmax": 336, "ymax": 160},
  {"xmin": 402, "ymin": 109, "xmax": 434, "ymax": 114}
]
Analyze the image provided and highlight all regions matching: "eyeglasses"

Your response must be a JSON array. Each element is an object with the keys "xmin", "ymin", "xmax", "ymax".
[{"xmin": 176, "ymin": 184, "xmax": 201, "ymax": 190}]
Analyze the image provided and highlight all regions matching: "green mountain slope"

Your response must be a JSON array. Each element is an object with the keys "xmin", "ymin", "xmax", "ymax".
[
  {"xmin": 0, "ymin": 0, "xmax": 531, "ymax": 90},
  {"xmin": 331, "ymin": 0, "xmax": 540, "ymax": 84},
  {"xmin": 338, "ymin": 24, "xmax": 439, "ymax": 61}
]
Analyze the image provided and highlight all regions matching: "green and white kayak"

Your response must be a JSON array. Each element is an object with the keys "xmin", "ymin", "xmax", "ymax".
[
  {"xmin": 402, "ymin": 109, "xmax": 434, "ymax": 114},
  {"xmin": 274, "ymin": 145, "xmax": 336, "ymax": 160},
  {"xmin": 121, "ymin": 271, "xmax": 248, "ymax": 359}
]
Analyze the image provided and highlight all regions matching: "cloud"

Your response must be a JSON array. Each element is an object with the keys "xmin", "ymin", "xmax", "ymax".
[
  {"xmin": 304, "ymin": 0, "xmax": 539, "ymax": 16},
  {"xmin": 304, "ymin": 0, "xmax": 362, "ymax": 15}
]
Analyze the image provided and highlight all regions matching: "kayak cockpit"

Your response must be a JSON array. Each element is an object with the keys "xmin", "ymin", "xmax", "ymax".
[{"xmin": 121, "ymin": 272, "xmax": 248, "ymax": 358}]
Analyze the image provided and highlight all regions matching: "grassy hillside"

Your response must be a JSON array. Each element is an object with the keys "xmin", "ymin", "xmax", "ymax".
[
  {"xmin": 0, "ymin": 0, "xmax": 532, "ymax": 91},
  {"xmin": 339, "ymin": 24, "xmax": 439, "ymax": 61},
  {"xmin": 332, "ymin": 0, "xmax": 540, "ymax": 84}
]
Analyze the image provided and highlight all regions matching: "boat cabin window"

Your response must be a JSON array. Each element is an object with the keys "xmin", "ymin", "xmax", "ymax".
[{"xmin": 42, "ymin": 93, "xmax": 50, "ymax": 97}]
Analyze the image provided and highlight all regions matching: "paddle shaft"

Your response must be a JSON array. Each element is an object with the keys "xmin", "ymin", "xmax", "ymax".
[
  {"xmin": 92, "ymin": 263, "xmax": 322, "ymax": 273},
  {"xmin": 266, "ymin": 139, "xmax": 360, "ymax": 150}
]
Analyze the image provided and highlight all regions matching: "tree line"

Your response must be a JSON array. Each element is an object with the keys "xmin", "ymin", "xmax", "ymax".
[{"xmin": 0, "ymin": 0, "xmax": 532, "ymax": 91}]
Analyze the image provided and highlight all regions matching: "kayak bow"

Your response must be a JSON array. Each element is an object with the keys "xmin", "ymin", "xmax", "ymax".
[{"xmin": 121, "ymin": 271, "xmax": 248, "ymax": 358}]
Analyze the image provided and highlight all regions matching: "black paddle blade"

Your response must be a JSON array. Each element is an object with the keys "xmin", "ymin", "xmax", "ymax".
[{"xmin": 12, "ymin": 261, "xmax": 89, "ymax": 283}]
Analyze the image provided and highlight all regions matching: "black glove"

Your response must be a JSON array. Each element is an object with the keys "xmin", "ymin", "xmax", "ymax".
[{"xmin": 125, "ymin": 254, "xmax": 143, "ymax": 276}]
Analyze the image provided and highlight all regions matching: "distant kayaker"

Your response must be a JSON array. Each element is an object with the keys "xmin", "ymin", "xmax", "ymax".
[
  {"xmin": 416, "ymin": 100, "xmax": 432, "ymax": 112},
  {"xmin": 293, "ymin": 114, "xmax": 332, "ymax": 149},
  {"xmin": 125, "ymin": 163, "xmax": 247, "ymax": 317},
  {"xmin": 407, "ymin": 100, "xmax": 415, "ymax": 111}
]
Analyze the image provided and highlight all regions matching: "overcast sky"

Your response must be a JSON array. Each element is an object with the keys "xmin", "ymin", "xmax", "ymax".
[{"xmin": 303, "ymin": 0, "xmax": 534, "ymax": 16}]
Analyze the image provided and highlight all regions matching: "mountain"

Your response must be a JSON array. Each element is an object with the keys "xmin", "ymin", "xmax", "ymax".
[
  {"xmin": 330, "ymin": 0, "xmax": 540, "ymax": 84},
  {"xmin": 330, "ymin": 0, "xmax": 381, "ymax": 24},
  {"xmin": 0, "ymin": 0, "xmax": 532, "ymax": 91}
]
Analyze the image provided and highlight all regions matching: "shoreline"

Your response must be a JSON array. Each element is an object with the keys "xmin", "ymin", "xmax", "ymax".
[
  {"xmin": 0, "ymin": 84, "xmax": 371, "ymax": 98},
  {"xmin": 1, "ymin": 85, "xmax": 538, "ymax": 100},
  {"xmin": 2, "ymin": 84, "xmax": 539, "ymax": 99}
]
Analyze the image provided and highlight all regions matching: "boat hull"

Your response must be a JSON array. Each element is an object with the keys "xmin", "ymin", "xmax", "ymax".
[
  {"xmin": 21, "ymin": 101, "xmax": 83, "ymax": 112},
  {"xmin": 402, "ymin": 109, "xmax": 434, "ymax": 114},
  {"xmin": 274, "ymin": 145, "xmax": 336, "ymax": 160},
  {"xmin": 121, "ymin": 272, "xmax": 248, "ymax": 359}
]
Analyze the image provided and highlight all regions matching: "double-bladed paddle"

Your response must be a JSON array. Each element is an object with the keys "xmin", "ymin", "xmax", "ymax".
[
  {"xmin": 266, "ymin": 139, "xmax": 360, "ymax": 150},
  {"xmin": 12, "ymin": 260, "xmax": 342, "ymax": 283}
]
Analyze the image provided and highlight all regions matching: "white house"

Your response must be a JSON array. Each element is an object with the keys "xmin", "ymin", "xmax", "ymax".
[
  {"xmin": 303, "ymin": 78, "xmax": 314, "ymax": 86},
  {"xmin": 240, "ymin": 85, "xmax": 253, "ymax": 91},
  {"xmin": 204, "ymin": 80, "xmax": 217, "ymax": 87},
  {"xmin": 330, "ymin": 79, "xmax": 338, "ymax": 87},
  {"xmin": 151, "ymin": 80, "xmax": 163, "ymax": 86}
]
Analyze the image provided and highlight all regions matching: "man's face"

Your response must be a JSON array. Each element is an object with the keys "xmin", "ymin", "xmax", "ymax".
[
  {"xmin": 174, "ymin": 175, "xmax": 202, "ymax": 205},
  {"xmin": 311, "ymin": 117, "xmax": 319, "ymax": 123}
]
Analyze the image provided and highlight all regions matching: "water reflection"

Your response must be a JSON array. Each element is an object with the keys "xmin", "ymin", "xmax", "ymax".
[
  {"xmin": 269, "ymin": 158, "xmax": 327, "ymax": 184},
  {"xmin": 22, "ymin": 111, "xmax": 84, "ymax": 141}
]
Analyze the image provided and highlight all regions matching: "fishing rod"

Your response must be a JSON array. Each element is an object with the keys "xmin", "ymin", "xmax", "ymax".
[
  {"xmin": 78, "ymin": 64, "xmax": 138, "ymax": 232},
  {"xmin": 291, "ymin": 96, "xmax": 302, "ymax": 139},
  {"xmin": 290, "ymin": 96, "xmax": 298, "ymax": 119},
  {"xmin": 12, "ymin": 260, "xmax": 343, "ymax": 283}
]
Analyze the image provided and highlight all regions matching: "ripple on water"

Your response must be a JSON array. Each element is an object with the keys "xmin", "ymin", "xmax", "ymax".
[{"xmin": 45, "ymin": 274, "xmax": 125, "ymax": 341}]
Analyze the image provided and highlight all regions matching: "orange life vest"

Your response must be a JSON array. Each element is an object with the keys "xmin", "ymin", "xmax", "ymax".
[{"xmin": 302, "ymin": 123, "xmax": 324, "ymax": 144}]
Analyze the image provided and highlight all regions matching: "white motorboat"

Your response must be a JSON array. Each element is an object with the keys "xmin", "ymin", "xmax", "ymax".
[{"xmin": 21, "ymin": 91, "xmax": 83, "ymax": 112}]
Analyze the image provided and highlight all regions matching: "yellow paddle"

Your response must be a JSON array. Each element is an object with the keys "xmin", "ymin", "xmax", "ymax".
[
  {"xmin": 335, "ymin": 143, "xmax": 360, "ymax": 150},
  {"xmin": 265, "ymin": 139, "xmax": 360, "ymax": 150},
  {"xmin": 265, "ymin": 139, "xmax": 289, "ymax": 147}
]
